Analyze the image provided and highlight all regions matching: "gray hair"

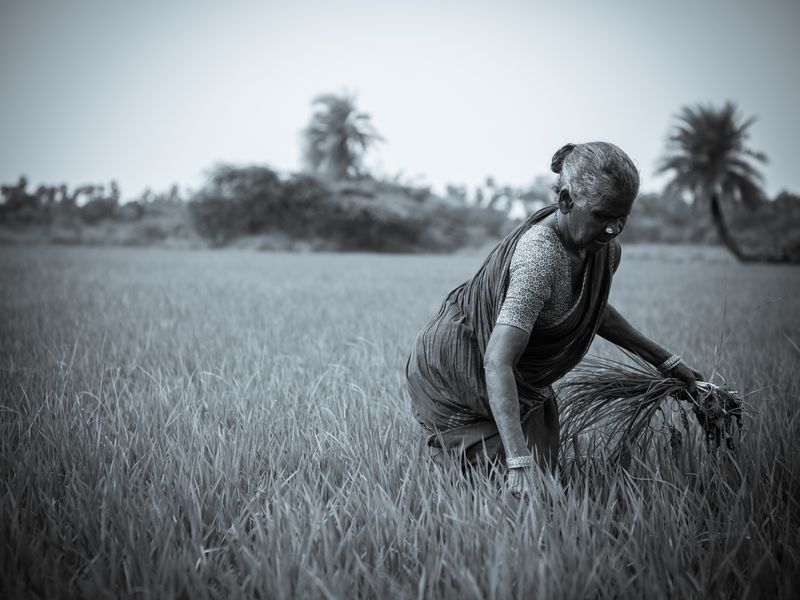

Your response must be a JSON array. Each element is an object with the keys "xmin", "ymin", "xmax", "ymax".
[{"xmin": 550, "ymin": 142, "xmax": 640, "ymax": 206}]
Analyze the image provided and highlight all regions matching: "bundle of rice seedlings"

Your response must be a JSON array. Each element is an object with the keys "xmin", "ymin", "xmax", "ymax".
[{"xmin": 558, "ymin": 353, "xmax": 744, "ymax": 466}]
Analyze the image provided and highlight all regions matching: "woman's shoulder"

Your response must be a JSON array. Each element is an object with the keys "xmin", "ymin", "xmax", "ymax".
[
  {"xmin": 508, "ymin": 224, "xmax": 565, "ymax": 286},
  {"xmin": 513, "ymin": 224, "xmax": 564, "ymax": 263}
]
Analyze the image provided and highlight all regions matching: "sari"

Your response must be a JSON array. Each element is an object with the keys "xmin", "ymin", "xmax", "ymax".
[{"xmin": 405, "ymin": 204, "xmax": 618, "ymax": 465}]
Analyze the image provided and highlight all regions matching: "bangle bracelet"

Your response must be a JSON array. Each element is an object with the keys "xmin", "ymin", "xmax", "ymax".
[
  {"xmin": 506, "ymin": 455, "xmax": 535, "ymax": 469},
  {"xmin": 658, "ymin": 354, "xmax": 684, "ymax": 374}
]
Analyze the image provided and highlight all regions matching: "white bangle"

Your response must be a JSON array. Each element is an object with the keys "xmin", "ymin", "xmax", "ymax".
[
  {"xmin": 658, "ymin": 354, "xmax": 684, "ymax": 374},
  {"xmin": 506, "ymin": 455, "xmax": 535, "ymax": 469}
]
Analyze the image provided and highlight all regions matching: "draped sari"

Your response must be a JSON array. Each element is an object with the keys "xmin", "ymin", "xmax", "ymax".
[{"xmin": 405, "ymin": 204, "xmax": 618, "ymax": 464}]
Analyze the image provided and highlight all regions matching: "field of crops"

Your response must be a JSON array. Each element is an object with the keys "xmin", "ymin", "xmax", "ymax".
[{"xmin": 2, "ymin": 245, "xmax": 799, "ymax": 599}]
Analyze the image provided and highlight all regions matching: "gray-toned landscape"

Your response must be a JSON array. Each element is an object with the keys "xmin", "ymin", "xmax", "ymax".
[{"xmin": 2, "ymin": 1, "xmax": 799, "ymax": 598}]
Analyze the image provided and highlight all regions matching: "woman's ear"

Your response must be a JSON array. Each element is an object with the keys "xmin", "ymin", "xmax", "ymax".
[{"xmin": 557, "ymin": 188, "xmax": 574, "ymax": 212}]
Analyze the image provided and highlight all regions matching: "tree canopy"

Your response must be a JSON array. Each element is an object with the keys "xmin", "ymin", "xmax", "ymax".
[
  {"xmin": 302, "ymin": 93, "xmax": 383, "ymax": 180},
  {"xmin": 657, "ymin": 101, "xmax": 770, "ymax": 261},
  {"xmin": 657, "ymin": 101, "xmax": 767, "ymax": 210}
]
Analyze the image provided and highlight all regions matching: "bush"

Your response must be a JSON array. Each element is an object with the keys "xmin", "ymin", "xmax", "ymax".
[
  {"xmin": 188, "ymin": 195, "xmax": 248, "ymax": 246},
  {"xmin": 325, "ymin": 195, "xmax": 425, "ymax": 251},
  {"xmin": 280, "ymin": 174, "xmax": 333, "ymax": 237},
  {"xmin": 186, "ymin": 166, "xmax": 513, "ymax": 252},
  {"xmin": 209, "ymin": 165, "xmax": 285, "ymax": 233},
  {"xmin": 80, "ymin": 198, "xmax": 118, "ymax": 224},
  {"xmin": 189, "ymin": 165, "xmax": 287, "ymax": 245},
  {"xmin": 118, "ymin": 201, "xmax": 145, "ymax": 222}
]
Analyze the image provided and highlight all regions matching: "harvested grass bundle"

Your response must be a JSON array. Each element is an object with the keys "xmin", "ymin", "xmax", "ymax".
[{"xmin": 558, "ymin": 353, "xmax": 744, "ymax": 465}]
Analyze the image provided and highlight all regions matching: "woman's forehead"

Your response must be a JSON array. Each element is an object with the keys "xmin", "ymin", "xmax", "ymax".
[{"xmin": 594, "ymin": 193, "xmax": 635, "ymax": 213}]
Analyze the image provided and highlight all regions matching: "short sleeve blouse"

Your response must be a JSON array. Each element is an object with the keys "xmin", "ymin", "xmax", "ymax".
[{"xmin": 495, "ymin": 225, "xmax": 620, "ymax": 334}]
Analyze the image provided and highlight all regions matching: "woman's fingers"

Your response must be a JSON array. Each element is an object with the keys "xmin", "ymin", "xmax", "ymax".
[
  {"xmin": 506, "ymin": 467, "xmax": 533, "ymax": 502},
  {"xmin": 510, "ymin": 489, "xmax": 530, "ymax": 503},
  {"xmin": 671, "ymin": 364, "xmax": 698, "ymax": 398}
]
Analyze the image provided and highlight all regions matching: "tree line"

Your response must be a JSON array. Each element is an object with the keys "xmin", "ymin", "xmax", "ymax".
[
  {"xmin": 1, "ymin": 95, "xmax": 798, "ymax": 260},
  {"xmin": 0, "ymin": 177, "xmax": 183, "ymax": 225}
]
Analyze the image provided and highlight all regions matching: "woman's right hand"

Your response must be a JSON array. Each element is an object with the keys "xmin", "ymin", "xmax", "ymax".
[
  {"xmin": 506, "ymin": 467, "xmax": 535, "ymax": 502},
  {"xmin": 668, "ymin": 362, "xmax": 706, "ymax": 400}
]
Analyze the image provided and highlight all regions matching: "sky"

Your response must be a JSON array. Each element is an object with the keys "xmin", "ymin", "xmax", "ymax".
[{"xmin": 1, "ymin": 0, "xmax": 798, "ymax": 201}]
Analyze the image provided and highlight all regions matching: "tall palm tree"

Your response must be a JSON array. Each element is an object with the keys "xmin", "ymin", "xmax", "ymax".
[
  {"xmin": 302, "ymin": 93, "xmax": 383, "ymax": 180},
  {"xmin": 657, "ymin": 101, "xmax": 768, "ymax": 262}
]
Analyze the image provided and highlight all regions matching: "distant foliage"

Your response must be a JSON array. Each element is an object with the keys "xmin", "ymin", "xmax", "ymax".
[
  {"xmin": 190, "ymin": 165, "xmax": 304, "ymax": 245},
  {"xmin": 189, "ymin": 165, "xmax": 284, "ymax": 244},
  {"xmin": 0, "ymin": 177, "xmax": 122, "ymax": 225},
  {"xmin": 302, "ymin": 93, "xmax": 383, "ymax": 180},
  {"xmin": 187, "ymin": 194, "xmax": 248, "ymax": 246},
  {"xmin": 187, "ymin": 167, "xmax": 509, "ymax": 252},
  {"xmin": 657, "ymin": 101, "xmax": 773, "ymax": 262},
  {"xmin": 0, "ymin": 177, "xmax": 45, "ymax": 224},
  {"xmin": 618, "ymin": 193, "xmax": 712, "ymax": 244},
  {"xmin": 0, "ymin": 177, "xmax": 197, "ymax": 246},
  {"xmin": 0, "ymin": 178, "xmax": 137, "ymax": 225},
  {"xmin": 2, "ymin": 167, "xmax": 798, "ymax": 258},
  {"xmin": 80, "ymin": 197, "xmax": 118, "ymax": 225},
  {"xmin": 658, "ymin": 102, "xmax": 767, "ymax": 211}
]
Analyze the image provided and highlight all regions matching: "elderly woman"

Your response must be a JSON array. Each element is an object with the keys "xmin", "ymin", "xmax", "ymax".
[{"xmin": 406, "ymin": 142, "xmax": 702, "ymax": 498}]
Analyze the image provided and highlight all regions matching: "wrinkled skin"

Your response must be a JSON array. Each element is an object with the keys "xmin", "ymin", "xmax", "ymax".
[{"xmin": 556, "ymin": 187, "xmax": 633, "ymax": 254}]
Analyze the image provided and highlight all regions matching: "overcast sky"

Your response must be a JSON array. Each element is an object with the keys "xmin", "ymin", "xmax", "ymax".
[{"xmin": 1, "ymin": 0, "xmax": 797, "ymax": 200}]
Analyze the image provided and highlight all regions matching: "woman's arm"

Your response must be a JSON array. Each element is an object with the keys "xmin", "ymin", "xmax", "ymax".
[
  {"xmin": 597, "ymin": 303, "xmax": 672, "ymax": 366},
  {"xmin": 483, "ymin": 324, "xmax": 532, "ymax": 458},
  {"xmin": 486, "ymin": 226, "xmax": 559, "ymax": 498},
  {"xmin": 598, "ymin": 303, "xmax": 702, "ymax": 395}
]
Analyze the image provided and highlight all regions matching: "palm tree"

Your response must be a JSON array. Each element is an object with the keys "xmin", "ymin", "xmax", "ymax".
[
  {"xmin": 657, "ymin": 101, "xmax": 768, "ymax": 262},
  {"xmin": 302, "ymin": 93, "xmax": 383, "ymax": 180}
]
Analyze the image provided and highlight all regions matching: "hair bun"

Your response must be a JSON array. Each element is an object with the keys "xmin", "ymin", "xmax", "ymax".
[{"xmin": 551, "ymin": 143, "xmax": 576, "ymax": 174}]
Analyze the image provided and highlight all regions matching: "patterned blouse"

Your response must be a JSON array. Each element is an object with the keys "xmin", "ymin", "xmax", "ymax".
[{"xmin": 496, "ymin": 224, "xmax": 619, "ymax": 334}]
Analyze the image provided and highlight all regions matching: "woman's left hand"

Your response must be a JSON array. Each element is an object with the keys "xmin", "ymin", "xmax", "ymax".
[{"xmin": 668, "ymin": 363, "xmax": 705, "ymax": 399}]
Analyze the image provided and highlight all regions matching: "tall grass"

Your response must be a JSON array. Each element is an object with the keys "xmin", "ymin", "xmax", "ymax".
[{"xmin": 2, "ymin": 246, "xmax": 799, "ymax": 599}]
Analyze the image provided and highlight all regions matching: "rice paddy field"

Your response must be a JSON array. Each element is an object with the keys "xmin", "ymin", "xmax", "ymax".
[{"xmin": 2, "ymin": 244, "xmax": 799, "ymax": 599}]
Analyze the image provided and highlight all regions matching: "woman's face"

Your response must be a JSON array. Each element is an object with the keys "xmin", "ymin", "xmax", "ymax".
[{"xmin": 566, "ymin": 192, "xmax": 635, "ymax": 251}]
